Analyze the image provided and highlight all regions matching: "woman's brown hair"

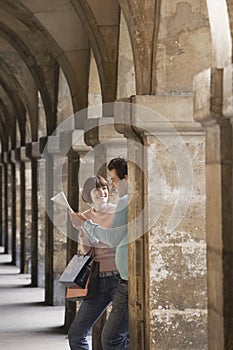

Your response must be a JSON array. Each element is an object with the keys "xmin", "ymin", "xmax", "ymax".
[{"xmin": 81, "ymin": 175, "xmax": 109, "ymax": 204}]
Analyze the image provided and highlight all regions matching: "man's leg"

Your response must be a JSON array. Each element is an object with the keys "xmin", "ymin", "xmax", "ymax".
[{"xmin": 101, "ymin": 281, "xmax": 128, "ymax": 350}]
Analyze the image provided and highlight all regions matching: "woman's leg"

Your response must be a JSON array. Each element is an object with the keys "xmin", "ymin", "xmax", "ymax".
[
  {"xmin": 68, "ymin": 276, "xmax": 118, "ymax": 350},
  {"xmin": 68, "ymin": 283, "xmax": 110, "ymax": 349}
]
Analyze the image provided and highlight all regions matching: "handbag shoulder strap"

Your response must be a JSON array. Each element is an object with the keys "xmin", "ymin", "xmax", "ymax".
[
  {"xmin": 77, "ymin": 248, "xmax": 94, "ymax": 258},
  {"xmin": 86, "ymin": 248, "xmax": 94, "ymax": 258}
]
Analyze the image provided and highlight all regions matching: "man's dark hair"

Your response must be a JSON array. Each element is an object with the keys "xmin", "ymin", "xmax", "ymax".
[{"xmin": 107, "ymin": 157, "xmax": 127, "ymax": 179}]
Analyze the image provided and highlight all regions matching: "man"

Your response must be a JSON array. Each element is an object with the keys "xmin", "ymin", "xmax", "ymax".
[{"xmin": 70, "ymin": 157, "xmax": 128, "ymax": 350}]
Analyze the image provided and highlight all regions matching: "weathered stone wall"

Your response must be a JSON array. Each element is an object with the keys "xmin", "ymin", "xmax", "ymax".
[
  {"xmin": 148, "ymin": 134, "xmax": 207, "ymax": 349},
  {"xmin": 127, "ymin": 94, "xmax": 207, "ymax": 349},
  {"xmin": 155, "ymin": 0, "xmax": 212, "ymax": 92}
]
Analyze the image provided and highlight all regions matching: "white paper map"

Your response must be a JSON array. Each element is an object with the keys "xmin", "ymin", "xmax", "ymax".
[{"xmin": 51, "ymin": 191, "xmax": 74, "ymax": 212}]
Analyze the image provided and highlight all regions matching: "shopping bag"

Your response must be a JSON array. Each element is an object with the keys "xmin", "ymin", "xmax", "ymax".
[
  {"xmin": 66, "ymin": 278, "xmax": 89, "ymax": 301},
  {"xmin": 59, "ymin": 254, "xmax": 92, "ymax": 288},
  {"xmin": 66, "ymin": 260, "xmax": 100, "ymax": 301}
]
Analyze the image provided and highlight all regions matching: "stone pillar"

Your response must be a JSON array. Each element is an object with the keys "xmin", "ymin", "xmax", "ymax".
[
  {"xmin": 193, "ymin": 66, "xmax": 233, "ymax": 349},
  {"xmin": 61, "ymin": 130, "xmax": 92, "ymax": 331},
  {"xmin": 26, "ymin": 142, "xmax": 41, "ymax": 286},
  {"xmin": 115, "ymin": 96, "xmax": 207, "ymax": 349},
  {"xmin": 64, "ymin": 148, "xmax": 79, "ymax": 331},
  {"xmin": 2, "ymin": 151, "xmax": 9, "ymax": 254},
  {"xmin": 40, "ymin": 136, "xmax": 54, "ymax": 305},
  {"xmin": 38, "ymin": 153, "xmax": 46, "ymax": 288},
  {"xmin": 9, "ymin": 151, "xmax": 17, "ymax": 265},
  {"xmin": 40, "ymin": 135, "xmax": 72, "ymax": 306},
  {"xmin": 15, "ymin": 147, "xmax": 27, "ymax": 274},
  {"xmin": 0, "ymin": 161, "xmax": 3, "ymax": 247},
  {"xmin": 85, "ymin": 117, "xmax": 127, "ymax": 177}
]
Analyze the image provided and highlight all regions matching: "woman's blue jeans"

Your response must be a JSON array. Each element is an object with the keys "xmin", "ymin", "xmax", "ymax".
[{"xmin": 68, "ymin": 274, "xmax": 119, "ymax": 350}]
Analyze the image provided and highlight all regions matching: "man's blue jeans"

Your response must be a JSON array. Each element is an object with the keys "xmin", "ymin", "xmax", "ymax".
[
  {"xmin": 68, "ymin": 275, "xmax": 119, "ymax": 350},
  {"xmin": 101, "ymin": 280, "xmax": 128, "ymax": 349}
]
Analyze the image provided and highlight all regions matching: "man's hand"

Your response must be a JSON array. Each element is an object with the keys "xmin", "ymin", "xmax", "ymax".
[{"xmin": 69, "ymin": 211, "xmax": 87, "ymax": 229}]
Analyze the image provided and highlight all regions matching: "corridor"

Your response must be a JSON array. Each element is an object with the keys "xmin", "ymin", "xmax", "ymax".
[
  {"xmin": 0, "ymin": 247, "xmax": 70, "ymax": 350},
  {"xmin": 1, "ymin": 0, "xmax": 233, "ymax": 348}
]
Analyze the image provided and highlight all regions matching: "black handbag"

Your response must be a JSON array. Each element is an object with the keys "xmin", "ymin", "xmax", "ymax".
[{"xmin": 59, "ymin": 252, "xmax": 93, "ymax": 288}]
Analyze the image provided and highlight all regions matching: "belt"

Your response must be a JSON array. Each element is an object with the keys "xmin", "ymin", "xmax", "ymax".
[
  {"xmin": 119, "ymin": 279, "xmax": 128, "ymax": 284},
  {"xmin": 99, "ymin": 271, "xmax": 119, "ymax": 278}
]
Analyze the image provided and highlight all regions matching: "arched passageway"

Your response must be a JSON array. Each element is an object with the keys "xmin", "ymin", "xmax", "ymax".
[{"xmin": 0, "ymin": 1, "xmax": 233, "ymax": 349}]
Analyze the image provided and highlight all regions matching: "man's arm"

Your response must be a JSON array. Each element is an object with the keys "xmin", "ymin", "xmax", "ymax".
[
  {"xmin": 84, "ymin": 198, "xmax": 128, "ymax": 248},
  {"xmin": 84, "ymin": 220, "xmax": 127, "ymax": 248}
]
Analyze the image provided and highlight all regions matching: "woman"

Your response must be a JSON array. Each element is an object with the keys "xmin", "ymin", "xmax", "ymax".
[{"xmin": 68, "ymin": 175, "xmax": 119, "ymax": 350}]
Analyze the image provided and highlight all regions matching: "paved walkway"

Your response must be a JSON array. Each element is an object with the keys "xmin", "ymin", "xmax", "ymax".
[{"xmin": 0, "ymin": 248, "xmax": 70, "ymax": 350}]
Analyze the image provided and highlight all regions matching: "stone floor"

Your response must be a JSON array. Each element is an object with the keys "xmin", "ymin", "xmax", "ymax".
[{"xmin": 0, "ymin": 248, "xmax": 71, "ymax": 350}]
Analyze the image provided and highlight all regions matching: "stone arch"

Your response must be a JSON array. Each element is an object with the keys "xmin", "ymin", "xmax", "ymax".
[
  {"xmin": 0, "ymin": 70, "xmax": 26, "ymax": 148},
  {"xmin": 87, "ymin": 51, "xmax": 102, "ymax": 118},
  {"xmin": 0, "ymin": 57, "xmax": 34, "ymax": 143},
  {"xmin": 70, "ymin": 0, "xmax": 120, "ymax": 104},
  {"xmin": 0, "ymin": 20, "xmax": 57, "ymax": 135},
  {"xmin": 0, "ymin": 0, "xmax": 91, "ymax": 119},
  {"xmin": 57, "ymin": 67, "xmax": 73, "ymax": 125},
  {"xmin": 117, "ymin": 10, "xmax": 136, "ymax": 99},
  {"xmin": 0, "ymin": 97, "xmax": 12, "ymax": 150},
  {"xmin": 205, "ymin": 0, "xmax": 232, "ymax": 67},
  {"xmin": 153, "ymin": 1, "xmax": 212, "ymax": 93},
  {"xmin": 118, "ymin": 0, "xmax": 157, "ymax": 94}
]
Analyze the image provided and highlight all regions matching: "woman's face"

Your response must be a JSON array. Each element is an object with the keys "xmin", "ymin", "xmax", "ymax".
[{"xmin": 90, "ymin": 185, "xmax": 109, "ymax": 206}]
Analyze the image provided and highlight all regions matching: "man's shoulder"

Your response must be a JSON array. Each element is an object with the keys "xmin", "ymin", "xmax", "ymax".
[
  {"xmin": 116, "ymin": 195, "xmax": 128, "ymax": 211},
  {"xmin": 118, "ymin": 194, "xmax": 128, "ymax": 201}
]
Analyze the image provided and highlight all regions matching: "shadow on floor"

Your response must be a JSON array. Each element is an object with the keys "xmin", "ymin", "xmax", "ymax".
[{"xmin": 0, "ymin": 250, "xmax": 70, "ymax": 350}]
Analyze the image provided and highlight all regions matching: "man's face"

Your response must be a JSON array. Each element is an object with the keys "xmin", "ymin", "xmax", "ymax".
[{"xmin": 109, "ymin": 168, "xmax": 128, "ymax": 197}]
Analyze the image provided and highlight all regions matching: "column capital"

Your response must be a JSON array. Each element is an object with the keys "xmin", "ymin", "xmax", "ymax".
[
  {"xmin": 26, "ymin": 142, "xmax": 41, "ymax": 160},
  {"xmin": 39, "ymin": 135, "xmax": 61, "ymax": 156},
  {"xmin": 84, "ymin": 117, "xmax": 124, "ymax": 146},
  {"xmin": 114, "ymin": 95, "xmax": 203, "ymax": 139},
  {"xmin": 1, "ymin": 151, "xmax": 9, "ymax": 165},
  {"xmin": 60, "ymin": 130, "xmax": 91, "ymax": 154},
  {"xmin": 14, "ymin": 147, "xmax": 29, "ymax": 163}
]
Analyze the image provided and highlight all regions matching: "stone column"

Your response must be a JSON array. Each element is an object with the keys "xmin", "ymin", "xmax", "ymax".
[
  {"xmin": 40, "ymin": 136, "xmax": 59, "ymax": 305},
  {"xmin": 85, "ymin": 117, "xmax": 127, "ymax": 176},
  {"xmin": 0, "ymin": 161, "xmax": 3, "ymax": 247},
  {"xmin": 40, "ymin": 134, "xmax": 77, "ymax": 306},
  {"xmin": 115, "ymin": 96, "xmax": 207, "ymax": 349},
  {"xmin": 9, "ymin": 150, "xmax": 17, "ymax": 265},
  {"xmin": 26, "ymin": 142, "xmax": 41, "ymax": 286},
  {"xmin": 2, "ymin": 151, "xmax": 9, "ymax": 254},
  {"xmin": 193, "ymin": 66, "xmax": 233, "ymax": 349},
  {"xmin": 15, "ymin": 147, "xmax": 27, "ymax": 274},
  {"xmin": 61, "ymin": 130, "xmax": 92, "ymax": 331}
]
